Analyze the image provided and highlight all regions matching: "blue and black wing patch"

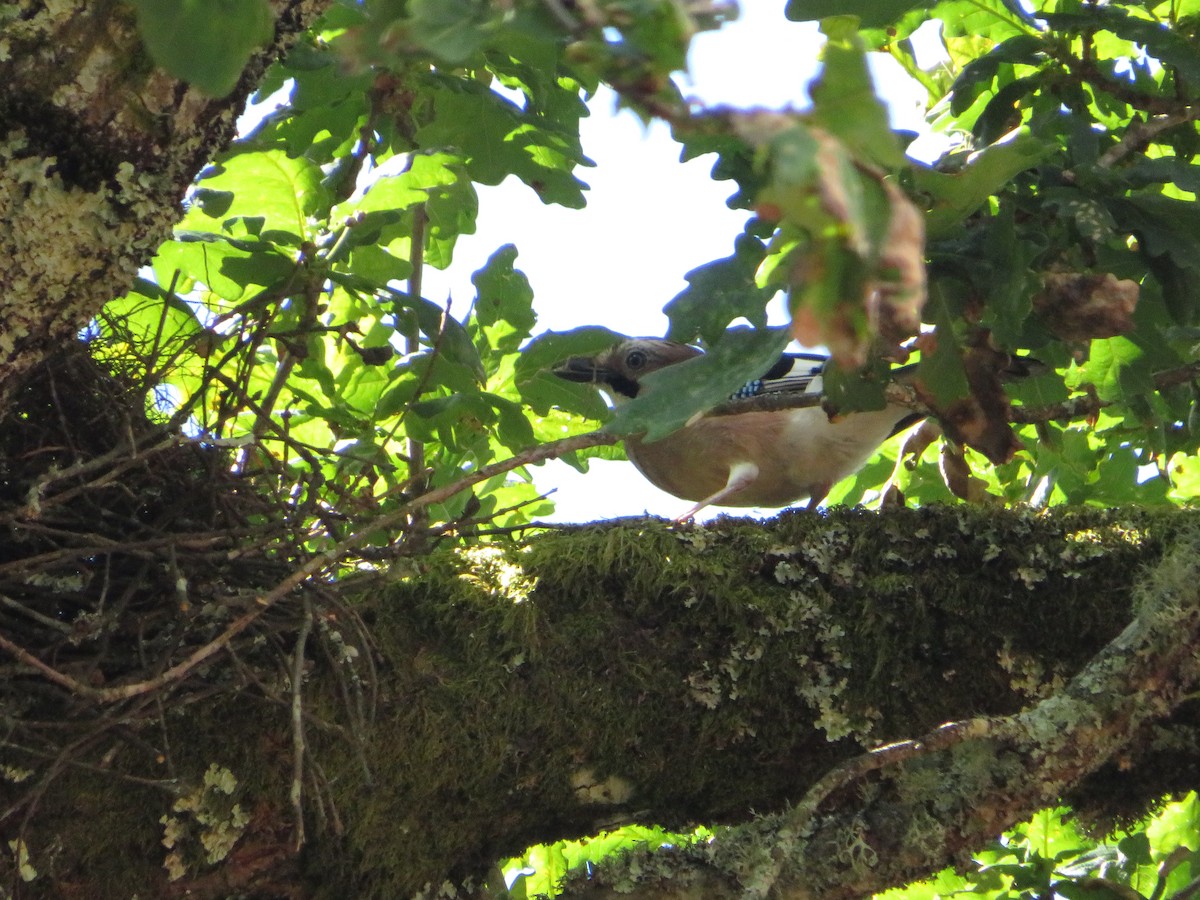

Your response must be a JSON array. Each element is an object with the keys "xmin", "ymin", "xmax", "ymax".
[{"xmin": 729, "ymin": 352, "xmax": 828, "ymax": 401}]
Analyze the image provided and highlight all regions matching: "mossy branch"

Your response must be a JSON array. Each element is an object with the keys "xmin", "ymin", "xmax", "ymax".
[{"xmin": 556, "ymin": 526, "xmax": 1200, "ymax": 900}]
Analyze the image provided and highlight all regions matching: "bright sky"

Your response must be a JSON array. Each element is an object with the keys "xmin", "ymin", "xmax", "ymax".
[{"xmin": 421, "ymin": 6, "xmax": 936, "ymax": 523}]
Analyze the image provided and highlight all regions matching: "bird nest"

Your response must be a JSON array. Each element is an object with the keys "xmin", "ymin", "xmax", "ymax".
[{"xmin": 0, "ymin": 344, "xmax": 371, "ymax": 831}]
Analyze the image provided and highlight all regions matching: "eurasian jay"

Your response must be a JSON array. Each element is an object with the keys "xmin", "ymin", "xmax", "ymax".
[{"xmin": 553, "ymin": 339, "xmax": 920, "ymax": 520}]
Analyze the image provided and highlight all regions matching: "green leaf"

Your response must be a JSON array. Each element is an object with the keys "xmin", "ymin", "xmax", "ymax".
[
  {"xmin": 1117, "ymin": 156, "xmax": 1200, "ymax": 194},
  {"xmin": 415, "ymin": 79, "xmax": 590, "ymax": 208},
  {"xmin": 1110, "ymin": 196, "xmax": 1200, "ymax": 274},
  {"xmin": 1090, "ymin": 447, "xmax": 1170, "ymax": 506},
  {"xmin": 249, "ymin": 41, "xmax": 374, "ymax": 159},
  {"xmin": 408, "ymin": 393, "xmax": 505, "ymax": 451},
  {"xmin": 608, "ymin": 328, "xmax": 791, "ymax": 441},
  {"xmin": 374, "ymin": 368, "xmax": 425, "ymax": 420},
  {"xmin": 490, "ymin": 394, "xmax": 537, "ymax": 451},
  {"xmin": 130, "ymin": 0, "xmax": 273, "ymax": 97},
  {"xmin": 664, "ymin": 234, "xmax": 773, "ymax": 344},
  {"xmin": 348, "ymin": 245, "xmax": 412, "ymax": 284},
  {"xmin": 809, "ymin": 29, "xmax": 906, "ymax": 168},
  {"xmin": 820, "ymin": 359, "xmax": 892, "ymax": 413},
  {"xmin": 1006, "ymin": 372, "xmax": 1070, "ymax": 409},
  {"xmin": 785, "ymin": 0, "xmax": 936, "ymax": 28},
  {"xmin": 1042, "ymin": 8, "xmax": 1200, "ymax": 88},
  {"xmin": 101, "ymin": 278, "xmax": 205, "ymax": 354},
  {"xmin": 1068, "ymin": 337, "xmax": 1154, "ymax": 403},
  {"xmin": 516, "ymin": 328, "xmax": 626, "ymax": 420},
  {"xmin": 918, "ymin": 292, "xmax": 970, "ymax": 407},
  {"xmin": 913, "ymin": 130, "xmax": 1055, "ymax": 239},
  {"xmin": 340, "ymin": 173, "xmax": 428, "ymax": 216},
  {"xmin": 157, "ymin": 233, "xmax": 297, "ymax": 302},
  {"xmin": 977, "ymin": 204, "xmax": 1040, "ymax": 347},
  {"xmin": 420, "ymin": 305, "xmax": 487, "ymax": 385},
  {"xmin": 472, "ymin": 245, "xmax": 537, "ymax": 355},
  {"xmin": 197, "ymin": 151, "xmax": 331, "ymax": 243},
  {"xmin": 1117, "ymin": 832, "xmax": 1153, "ymax": 868},
  {"xmin": 408, "ymin": 0, "xmax": 496, "ymax": 63},
  {"xmin": 972, "ymin": 74, "xmax": 1041, "ymax": 145},
  {"xmin": 677, "ymin": 126, "xmax": 763, "ymax": 211},
  {"xmin": 949, "ymin": 33, "xmax": 1047, "ymax": 116}
]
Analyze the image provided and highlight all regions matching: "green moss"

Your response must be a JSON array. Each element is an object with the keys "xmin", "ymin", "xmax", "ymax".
[{"xmin": 308, "ymin": 505, "xmax": 1184, "ymax": 897}]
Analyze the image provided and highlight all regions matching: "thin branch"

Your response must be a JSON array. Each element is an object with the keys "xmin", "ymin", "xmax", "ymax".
[
  {"xmin": 403, "ymin": 203, "xmax": 430, "ymax": 544},
  {"xmin": 290, "ymin": 595, "xmax": 314, "ymax": 850},
  {"xmin": 0, "ymin": 631, "xmax": 100, "ymax": 700},
  {"xmin": 1097, "ymin": 106, "xmax": 1200, "ymax": 169},
  {"xmin": 68, "ymin": 429, "xmax": 617, "ymax": 704}
]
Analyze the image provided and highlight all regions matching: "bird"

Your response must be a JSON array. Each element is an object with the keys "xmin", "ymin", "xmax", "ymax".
[{"xmin": 553, "ymin": 338, "xmax": 921, "ymax": 521}]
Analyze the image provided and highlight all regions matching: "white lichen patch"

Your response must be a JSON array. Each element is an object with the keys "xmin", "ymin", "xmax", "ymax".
[
  {"xmin": 457, "ymin": 545, "xmax": 537, "ymax": 603},
  {"xmin": 570, "ymin": 768, "xmax": 635, "ymax": 805},
  {"xmin": 1014, "ymin": 565, "xmax": 1046, "ymax": 588},
  {"xmin": 800, "ymin": 674, "xmax": 857, "ymax": 742},
  {"xmin": 1022, "ymin": 693, "xmax": 1101, "ymax": 747},
  {"xmin": 52, "ymin": 35, "xmax": 116, "ymax": 106},
  {"xmin": 1, "ymin": 138, "xmax": 136, "ymax": 314},
  {"xmin": 837, "ymin": 816, "xmax": 879, "ymax": 872},
  {"xmin": 687, "ymin": 665, "xmax": 723, "ymax": 709},
  {"xmin": 8, "ymin": 838, "xmax": 37, "ymax": 882},
  {"xmin": 674, "ymin": 528, "xmax": 715, "ymax": 552},
  {"xmin": 997, "ymin": 637, "xmax": 1063, "ymax": 700},
  {"xmin": 798, "ymin": 528, "xmax": 857, "ymax": 582},
  {"xmin": 1061, "ymin": 525, "xmax": 1144, "ymax": 572},
  {"xmin": 24, "ymin": 569, "xmax": 86, "ymax": 592},
  {"xmin": 160, "ymin": 763, "xmax": 250, "ymax": 881},
  {"xmin": 1, "ymin": 764, "xmax": 33, "ymax": 783}
]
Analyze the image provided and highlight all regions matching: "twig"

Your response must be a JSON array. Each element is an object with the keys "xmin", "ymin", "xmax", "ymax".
[
  {"xmin": 403, "ymin": 204, "xmax": 430, "ymax": 547},
  {"xmin": 788, "ymin": 717, "xmax": 1006, "ymax": 832},
  {"xmin": 290, "ymin": 595, "xmax": 314, "ymax": 850},
  {"xmin": 1097, "ymin": 106, "xmax": 1200, "ymax": 169},
  {"xmin": 0, "ymin": 593, "xmax": 72, "ymax": 633},
  {"xmin": 541, "ymin": 0, "xmax": 582, "ymax": 31},
  {"xmin": 72, "ymin": 429, "xmax": 617, "ymax": 704},
  {"xmin": 252, "ymin": 262, "xmax": 320, "ymax": 439},
  {"xmin": 0, "ymin": 530, "xmax": 248, "ymax": 578},
  {"xmin": 0, "ymin": 631, "xmax": 99, "ymax": 699}
]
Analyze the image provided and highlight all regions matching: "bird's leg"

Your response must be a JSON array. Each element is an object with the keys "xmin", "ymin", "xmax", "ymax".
[
  {"xmin": 804, "ymin": 484, "xmax": 831, "ymax": 512},
  {"xmin": 672, "ymin": 461, "xmax": 759, "ymax": 523}
]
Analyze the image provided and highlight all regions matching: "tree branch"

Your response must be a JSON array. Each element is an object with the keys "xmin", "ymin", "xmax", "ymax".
[{"xmin": 560, "ymin": 526, "xmax": 1200, "ymax": 899}]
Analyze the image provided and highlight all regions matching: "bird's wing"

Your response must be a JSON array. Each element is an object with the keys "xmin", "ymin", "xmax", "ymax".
[{"xmin": 728, "ymin": 352, "xmax": 827, "ymax": 400}]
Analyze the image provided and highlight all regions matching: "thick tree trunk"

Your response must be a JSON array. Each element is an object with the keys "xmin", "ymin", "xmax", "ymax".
[{"xmin": 0, "ymin": 0, "xmax": 328, "ymax": 402}]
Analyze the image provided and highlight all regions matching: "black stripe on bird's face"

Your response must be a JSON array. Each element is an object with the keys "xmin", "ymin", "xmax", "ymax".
[
  {"xmin": 552, "ymin": 357, "xmax": 641, "ymax": 399},
  {"xmin": 553, "ymin": 340, "xmax": 701, "ymax": 401},
  {"xmin": 602, "ymin": 373, "xmax": 640, "ymax": 399}
]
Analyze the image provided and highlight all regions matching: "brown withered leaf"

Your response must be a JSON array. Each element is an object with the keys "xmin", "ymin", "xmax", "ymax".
[
  {"xmin": 897, "ymin": 419, "xmax": 942, "ymax": 471},
  {"xmin": 939, "ymin": 442, "xmax": 994, "ymax": 503},
  {"xmin": 722, "ymin": 113, "xmax": 924, "ymax": 367},
  {"xmin": 868, "ymin": 178, "xmax": 927, "ymax": 347},
  {"xmin": 1034, "ymin": 272, "xmax": 1138, "ymax": 341},
  {"xmin": 912, "ymin": 341, "xmax": 1023, "ymax": 466}
]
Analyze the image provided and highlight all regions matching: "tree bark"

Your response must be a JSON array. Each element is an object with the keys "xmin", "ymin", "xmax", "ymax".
[{"xmin": 0, "ymin": 0, "xmax": 329, "ymax": 403}]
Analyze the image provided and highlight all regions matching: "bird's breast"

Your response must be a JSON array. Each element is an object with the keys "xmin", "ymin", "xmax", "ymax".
[{"xmin": 624, "ymin": 406, "xmax": 910, "ymax": 507}]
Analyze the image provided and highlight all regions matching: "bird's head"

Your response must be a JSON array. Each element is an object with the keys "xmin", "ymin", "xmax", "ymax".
[{"xmin": 552, "ymin": 339, "xmax": 701, "ymax": 400}]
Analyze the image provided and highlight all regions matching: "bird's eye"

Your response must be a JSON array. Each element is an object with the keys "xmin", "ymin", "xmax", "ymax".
[{"xmin": 625, "ymin": 349, "xmax": 648, "ymax": 369}]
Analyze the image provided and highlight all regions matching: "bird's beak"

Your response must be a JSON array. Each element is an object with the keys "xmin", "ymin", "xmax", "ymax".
[{"xmin": 552, "ymin": 355, "xmax": 608, "ymax": 384}]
